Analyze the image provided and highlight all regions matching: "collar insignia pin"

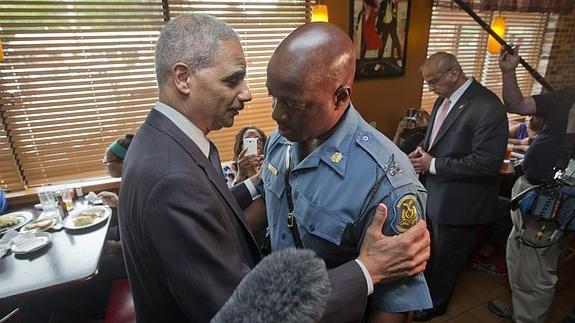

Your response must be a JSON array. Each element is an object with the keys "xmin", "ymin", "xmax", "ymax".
[
  {"xmin": 331, "ymin": 152, "xmax": 343, "ymax": 163},
  {"xmin": 385, "ymin": 155, "xmax": 402, "ymax": 176}
]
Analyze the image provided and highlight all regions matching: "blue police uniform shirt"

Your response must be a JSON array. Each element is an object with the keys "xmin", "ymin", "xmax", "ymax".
[{"xmin": 259, "ymin": 104, "xmax": 432, "ymax": 312}]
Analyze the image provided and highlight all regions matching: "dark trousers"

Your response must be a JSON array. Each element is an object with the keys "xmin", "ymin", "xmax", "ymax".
[
  {"xmin": 377, "ymin": 22, "xmax": 401, "ymax": 60},
  {"xmin": 425, "ymin": 220, "xmax": 480, "ymax": 312}
]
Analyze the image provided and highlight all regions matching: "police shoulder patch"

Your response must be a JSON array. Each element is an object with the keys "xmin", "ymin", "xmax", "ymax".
[{"xmin": 394, "ymin": 193, "xmax": 419, "ymax": 233}]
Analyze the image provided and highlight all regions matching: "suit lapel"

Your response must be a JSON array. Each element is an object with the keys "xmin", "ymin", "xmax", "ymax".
[
  {"xmin": 145, "ymin": 109, "xmax": 260, "ymax": 254},
  {"xmin": 429, "ymin": 81, "xmax": 476, "ymax": 151}
]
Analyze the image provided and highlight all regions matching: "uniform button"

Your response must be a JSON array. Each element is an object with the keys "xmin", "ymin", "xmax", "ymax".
[
  {"xmin": 281, "ymin": 232, "xmax": 286, "ymax": 240},
  {"xmin": 310, "ymin": 224, "xmax": 315, "ymax": 231},
  {"xmin": 362, "ymin": 135, "xmax": 369, "ymax": 141}
]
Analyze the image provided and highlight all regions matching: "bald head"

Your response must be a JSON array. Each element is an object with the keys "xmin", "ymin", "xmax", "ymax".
[
  {"xmin": 269, "ymin": 22, "xmax": 356, "ymax": 89},
  {"xmin": 266, "ymin": 23, "xmax": 356, "ymax": 144},
  {"xmin": 422, "ymin": 52, "xmax": 462, "ymax": 75},
  {"xmin": 421, "ymin": 52, "xmax": 466, "ymax": 98}
]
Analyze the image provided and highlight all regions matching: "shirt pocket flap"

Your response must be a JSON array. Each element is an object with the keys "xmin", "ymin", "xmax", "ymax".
[
  {"xmin": 263, "ymin": 169, "xmax": 285, "ymax": 199},
  {"xmin": 295, "ymin": 199, "xmax": 348, "ymax": 246}
]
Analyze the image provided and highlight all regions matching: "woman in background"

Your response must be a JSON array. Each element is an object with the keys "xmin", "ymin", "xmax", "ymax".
[
  {"xmin": 223, "ymin": 127, "xmax": 266, "ymax": 187},
  {"xmin": 98, "ymin": 134, "xmax": 134, "ymax": 206},
  {"xmin": 508, "ymin": 115, "xmax": 543, "ymax": 153}
]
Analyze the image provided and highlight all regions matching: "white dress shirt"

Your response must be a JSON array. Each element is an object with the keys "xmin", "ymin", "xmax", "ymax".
[{"xmin": 154, "ymin": 101, "xmax": 211, "ymax": 158}]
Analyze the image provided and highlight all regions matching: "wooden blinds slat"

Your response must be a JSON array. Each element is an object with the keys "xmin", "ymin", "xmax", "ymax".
[
  {"xmin": 0, "ymin": 123, "xmax": 24, "ymax": 191},
  {"xmin": 0, "ymin": 0, "xmax": 164, "ymax": 188},
  {"xmin": 421, "ymin": 1, "xmax": 551, "ymax": 113}
]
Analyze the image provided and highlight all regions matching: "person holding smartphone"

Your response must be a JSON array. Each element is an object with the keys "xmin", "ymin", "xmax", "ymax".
[
  {"xmin": 392, "ymin": 108, "xmax": 430, "ymax": 154},
  {"xmin": 229, "ymin": 127, "xmax": 266, "ymax": 185}
]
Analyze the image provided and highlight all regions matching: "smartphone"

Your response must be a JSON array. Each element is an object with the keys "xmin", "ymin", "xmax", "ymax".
[{"xmin": 243, "ymin": 138, "xmax": 258, "ymax": 156}]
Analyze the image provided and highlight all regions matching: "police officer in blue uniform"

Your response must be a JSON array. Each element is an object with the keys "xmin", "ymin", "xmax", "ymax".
[{"xmin": 261, "ymin": 22, "xmax": 431, "ymax": 321}]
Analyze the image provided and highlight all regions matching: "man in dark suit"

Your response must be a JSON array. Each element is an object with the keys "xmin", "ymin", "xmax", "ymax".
[
  {"xmin": 119, "ymin": 14, "xmax": 431, "ymax": 323},
  {"xmin": 375, "ymin": 0, "xmax": 402, "ymax": 71},
  {"xmin": 409, "ymin": 52, "xmax": 508, "ymax": 321}
]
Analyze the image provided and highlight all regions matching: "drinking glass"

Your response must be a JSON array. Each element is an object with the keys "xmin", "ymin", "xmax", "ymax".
[
  {"xmin": 61, "ymin": 188, "xmax": 74, "ymax": 211},
  {"xmin": 38, "ymin": 185, "xmax": 62, "ymax": 224},
  {"xmin": 37, "ymin": 185, "xmax": 57, "ymax": 213}
]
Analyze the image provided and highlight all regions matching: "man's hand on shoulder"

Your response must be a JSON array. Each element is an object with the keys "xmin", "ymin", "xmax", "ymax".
[{"xmin": 358, "ymin": 203, "xmax": 430, "ymax": 284}]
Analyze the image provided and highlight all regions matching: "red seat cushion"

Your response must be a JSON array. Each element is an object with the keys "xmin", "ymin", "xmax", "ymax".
[{"xmin": 104, "ymin": 279, "xmax": 135, "ymax": 323}]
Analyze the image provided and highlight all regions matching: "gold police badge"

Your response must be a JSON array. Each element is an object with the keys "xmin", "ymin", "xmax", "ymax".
[{"xmin": 395, "ymin": 194, "xmax": 418, "ymax": 233}]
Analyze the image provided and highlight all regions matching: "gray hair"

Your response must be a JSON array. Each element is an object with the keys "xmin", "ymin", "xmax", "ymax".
[{"xmin": 155, "ymin": 14, "xmax": 240, "ymax": 85}]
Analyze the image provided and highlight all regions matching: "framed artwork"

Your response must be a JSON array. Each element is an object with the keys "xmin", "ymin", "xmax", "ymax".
[{"xmin": 349, "ymin": 0, "xmax": 411, "ymax": 79}]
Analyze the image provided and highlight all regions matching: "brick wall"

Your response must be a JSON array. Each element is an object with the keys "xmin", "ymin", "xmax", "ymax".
[{"xmin": 545, "ymin": 11, "xmax": 575, "ymax": 89}]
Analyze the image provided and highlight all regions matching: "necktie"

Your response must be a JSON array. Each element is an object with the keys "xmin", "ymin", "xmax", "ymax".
[
  {"xmin": 208, "ymin": 141, "xmax": 225, "ymax": 180},
  {"xmin": 429, "ymin": 97, "xmax": 451, "ymax": 147}
]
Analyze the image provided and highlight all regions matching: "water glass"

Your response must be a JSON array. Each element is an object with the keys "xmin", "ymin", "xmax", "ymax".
[{"xmin": 37, "ymin": 185, "xmax": 57, "ymax": 213}]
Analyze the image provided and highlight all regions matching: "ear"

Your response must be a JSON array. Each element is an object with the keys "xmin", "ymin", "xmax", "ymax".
[
  {"xmin": 173, "ymin": 62, "xmax": 192, "ymax": 95},
  {"xmin": 334, "ymin": 85, "xmax": 352, "ymax": 110}
]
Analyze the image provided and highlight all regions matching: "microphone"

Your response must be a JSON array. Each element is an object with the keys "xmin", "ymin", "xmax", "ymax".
[{"xmin": 211, "ymin": 248, "xmax": 331, "ymax": 323}]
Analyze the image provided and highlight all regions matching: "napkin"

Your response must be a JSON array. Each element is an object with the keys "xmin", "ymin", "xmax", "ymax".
[
  {"xmin": 85, "ymin": 191, "xmax": 98, "ymax": 203},
  {"xmin": 12, "ymin": 232, "xmax": 45, "ymax": 253},
  {"xmin": 0, "ymin": 229, "xmax": 18, "ymax": 257}
]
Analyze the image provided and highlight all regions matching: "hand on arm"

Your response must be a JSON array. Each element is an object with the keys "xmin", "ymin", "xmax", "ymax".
[{"xmin": 358, "ymin": 204, "xmax": 431, "ymax": 284}]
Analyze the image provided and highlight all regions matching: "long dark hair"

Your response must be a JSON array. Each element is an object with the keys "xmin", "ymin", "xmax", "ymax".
[{"xmin": 233, "ymin": 127, "xmax": 267, "ymax": 161}]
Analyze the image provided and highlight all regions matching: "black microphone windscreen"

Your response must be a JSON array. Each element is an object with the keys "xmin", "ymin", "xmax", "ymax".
[{"xmin": 211, "ymin": 248, "xmax": 331, "ymax": 323}]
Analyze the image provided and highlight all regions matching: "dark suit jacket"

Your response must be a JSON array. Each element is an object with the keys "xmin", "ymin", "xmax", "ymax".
[
  {"xmin": 119, "ymin": 109, "xmax": 261, "ymax": 323},
  {"xmin": 119, "ymin": 107, "xmax": 368, "ymax": 322},
  {"xmin": 421, "ymin": 80, "xmax": 508, "ymax": 225}
]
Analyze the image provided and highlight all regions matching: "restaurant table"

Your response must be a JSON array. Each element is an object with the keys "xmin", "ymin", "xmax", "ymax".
[{"xmin": 0, "ymin": 205, "xmax": 111, "ymax": 302}]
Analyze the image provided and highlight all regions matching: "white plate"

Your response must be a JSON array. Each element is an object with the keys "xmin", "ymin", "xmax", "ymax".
[
  {"xmin": 62, "ymin": 206, "xmax": 111, "ymax": 230},
  {"xmin": 20, "ymin": 218, "xmax": 56, "ymax": 233},
  {"xmin": 0, "ymin": 212, "xmax": 34, "ymax": 235},
  {"xmin": 11, "ymin": 232, "xmax": 52, "ymax": 254}
]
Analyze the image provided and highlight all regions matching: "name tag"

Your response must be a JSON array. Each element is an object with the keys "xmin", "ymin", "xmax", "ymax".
[{"xmin": 267, "ymin": 163, "xmax": 278, "ymax": 175}]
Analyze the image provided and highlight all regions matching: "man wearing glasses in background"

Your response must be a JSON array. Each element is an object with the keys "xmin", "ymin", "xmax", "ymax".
[{"xmin": 409, "ymin": 52, "xmax": 508, "ymax": 321}]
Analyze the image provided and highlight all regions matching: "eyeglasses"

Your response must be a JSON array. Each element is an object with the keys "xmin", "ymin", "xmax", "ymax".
[{"xmin": 425, "ymin": 68, "xmax": 455, "ymax": 86}]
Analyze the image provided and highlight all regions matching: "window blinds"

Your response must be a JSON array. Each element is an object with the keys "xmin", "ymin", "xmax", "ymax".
[{"xmin": 0, "ymin": 0, "xmax": 310, "ymax": 190}]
